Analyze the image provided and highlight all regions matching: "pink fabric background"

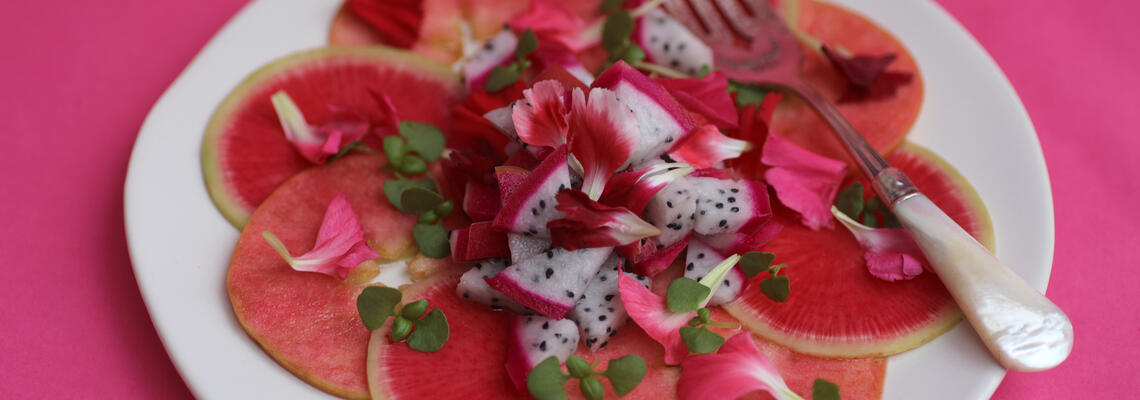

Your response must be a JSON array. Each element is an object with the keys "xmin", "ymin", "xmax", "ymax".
[{"xmin": 0, "ymin": 0, "xmax": 1134, "ymax": 398}]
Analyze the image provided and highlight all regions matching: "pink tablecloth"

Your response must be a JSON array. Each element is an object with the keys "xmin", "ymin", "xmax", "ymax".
[{"xmin": 0, "ymin": 0, "xmax": 1134, "ymax": 398}]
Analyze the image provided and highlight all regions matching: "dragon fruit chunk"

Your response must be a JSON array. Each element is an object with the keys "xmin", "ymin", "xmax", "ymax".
[
  {"xmin": 635, "ymin": 9, "xmax": 714, "ymax": 76},
  {"xmin": 456, "ymin": 259, "xmax": 530, "ymax": 314},
  {"xmin": 632, "ymin": 236, "xmax": 691, "ymax": 277},
  {"xmin": 463, "ymin": 180, "xmax": 500, "ymax": 222},
  {"xmin": 701, "ymin": 219, "xmax": 784, "ymax": 255},
  {"xmin": 644, "ymin": 176, "xmax": 698, "ymax": 247},
  {"xmin": 463, "ymin": 28, "xmax": 518, "ymax": 90},
  {"xmin": 592, "ymin": 61, "xmax": 701, "ymax": 166},
  {"xmin": 569, "ymin": 256, "xmax": 652, "ymax": 351},
  {"xmin": 683, "ymin": 240, "xmax": 745, "ymax": 306},
  {"xmin": 689, "ymin": 177, "xmax": 772, "ymax": 236},
  {"xmin": 449, "ymin": 221, "xmax": 509, "ymax": 262},
  {"xmin": 493, "ymin": 146, "xmax": 571, "ymax": 238},
  {"xmin": 600, "ymin": 162, "xmax": 693, "ymax": 215},
  {"xmin": 484, "ymin": 247, "xmax": 613, "ymax": 319},
  {"xmin": 508, "ymin": 234, "xmax": 551, "ymax": 263},
  {"xmin": 505, "ymin": 314, "xmax": 580, "ymax": 391}
]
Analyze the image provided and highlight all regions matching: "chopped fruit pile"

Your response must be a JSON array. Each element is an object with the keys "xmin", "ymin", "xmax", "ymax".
[{"xmin": 209, "ymin": 0, "xmax": 995, "ymax": 399}]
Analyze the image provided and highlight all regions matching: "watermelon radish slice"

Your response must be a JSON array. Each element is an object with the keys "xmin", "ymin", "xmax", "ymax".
[
  {"xmin": 724, "ymin": 143, "xmax": 994, "ymax": 358},
  {"xmin": 227, "ymin": 154, "xmax": 417, "ymax": 399},
  {"xmin": 202, "ymin": 46, "xmax": 463, "ymax": 228},
  {"xmin": 367, "ymin": 270, "xmax": 681, "ymax": 399},
  {"xmin": 768, "ymin": 0, "xmax": 924, "ymax": 165}
]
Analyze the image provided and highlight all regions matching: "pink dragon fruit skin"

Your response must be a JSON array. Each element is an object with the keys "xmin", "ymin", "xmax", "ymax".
[
  {"xmin": 463, "ymin": 28, "xmax": 518, "ymax": 90},
  {"xmin": 689, "ymin": 177, "xmax": 773, "ymax": 236},
  {"xmin": 592, "ymin": 61, "xmax": 701, "ymax": 166},
  {"xmin": 484, "ymin": 247, "xmax": 613, "ymax": 319},
  {"xmin": 456, "ymin": 259, "xmax": 530, "ymax": 314},
  {"xmin": 492, "ymin": 146, "xmax": 571, "ymax": 238},
  {"xmin": 634, "ymin": 9, "xmax": 714, "ymax": 77},
  {"xmin": 504, "ymin": 314, "xmax": 580, "ymax": 391},
  {"xmin": 683, "ymin": 240, "xmax": 745, "ymax": 306},
  {"xmin": 569, "ymin": 255, "xmax": 652, "ymax": 351},
  {"xmin": 644, "ymin": 176, "xmax": 698, "ymax": 247}
]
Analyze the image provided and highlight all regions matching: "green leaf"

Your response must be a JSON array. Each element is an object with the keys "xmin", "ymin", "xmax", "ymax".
[
  {"xmin": 728, "ymin": 81, "xmax": 771, "ymax": 107},
  {"xmin": 812, "ymin": 378, "xmax": 841, "ymax": 400},
  {"xmin": 696, "ymin": 65, "xmax": 711, "ymax": 78},
  {"xmin": 680, "ymin": 326, "xmax": 725, "ymax": 354},
  {"xmin": 397, "ymin": 154, "xmax": 428, "ymax": 174},
  {"xmin": 836, "ymin": 182, "xmax": 864, "ymax": 220},
  {"xmin": 603, "ymin": 355, "xmax": 647, "ymax": 396},
  {"xmin": 485, "ymin": 65, "xmax": 521, "ymax": 93},
  {"xmin": 602, "ymin": 10, "xmax": 634, "ymax": 55},
  {"xmin": 883, "ymin": 211, "xmax": 901, "ymax": 228},
  {"xmin": 435, "ymin": 200, "xmax": 454, "ymax": 217},
  {"xmin": 620, "ymin": 43, "xmax": 646, "ymax": 65},
  {"xmin": 740, "ymin": 252, "xmax": 777, "ymax": 278},
  {"xmin": 566, "ymin": 355, "xmax": 594, "ymax": 379},
  {"xmin": 516, "ymin": 29, "xmax": 539, "ymax": 59},
  {"xmin": 382, "ymin": 179, "xmax": 435, "ymax": 213},
  {"xmin": 861, "ymin": 211, "xmax": 879, "ymax": 228},
  {"xmin": 407, "ymin": 308, "xmax": 449, "ymax": 352},
  {"xmin": 759, "ymin": 275, "xmax": 790, "ymax": 303},
  {"xmin": 599, "ymin": 0, "xmax": 624, "ymax": 13},
  {"xmin": 400, "ymin": 186, "xmax": 444, "ymax": 215},
  {"xmin": 579, "ymin": 376, "xmax": 605, "ymax": 400},
  {"xmin": 382, "ymin": 135, "xmax": 406, "ymax": 164},
  {"xmin": 400, "ymin": 299, "xmax": 429, "ymax": 320},
  {"xmin": 390, "ymin": 316, "xmax": 414, "ymax": 341},
  {"xmin": 528, "ymin": 356, "xmax": 571, "ymax": 400},
  {"xmin": 414, "ymin": 223, "xmax": 450, "ymax": 258},
  {"xmin": 398, "ymin": 121, "xmax": 446, "ymax": 162},
  {"xmin": 417, "ymin": 210, "xmax": 439, "ymax": 224},
  {"xmin": 697, "ymin": 307, "xmax": 711, "ymax": 323},
  {"xmin": 864, "ymin": 196, "xmax": 886, "ymax": 212},
  {"xmin": 357, "ymin": 286, "xmax": 402, "ymax": 330},
  {"xmin": 666, "ymin": 277, "xmax": 710, "ymax": 312}
]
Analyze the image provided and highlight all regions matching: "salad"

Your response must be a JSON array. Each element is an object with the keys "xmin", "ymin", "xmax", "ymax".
[{"xmin": 203, "ymin": 0, "xmax": 992, "ymax": 399}]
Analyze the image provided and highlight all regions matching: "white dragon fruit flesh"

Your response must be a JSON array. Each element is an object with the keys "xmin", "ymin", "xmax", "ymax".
[
  {"xmin": 484, "ymin": 246, "xmax": 613, "ymax": 319},
  {"xmin": 456, "ymin": 259, "xmax": 530, "ymax": 314},
  {"xmin": 569, "ymin": 255, "xmax": 651, "ymax": 351},
  {"xmin": 504, "ymin": 314, "xmax": 580, "ymax": 391},
  {"xmin": 463, "ymin": 28, "xmax": 518, "ymax": 89},
  {"xmin": 635, "ymin": 9, "xmax": 714, "ymax": 76},
  {"xmin": 508, "ymin": 233, "xmax": 551, "ymax": 263},
  {"xmin": 689, "ymin": 177, "xmax": 772, "ymax": 236},
  {"xmin": 683, "ymin": 240, "xmax": 745, "ymax": 306},
  {"xmin": 644, "ymin": 176, "xmax": 697, "ymax": 246},
  {"xmin": 492, "ymin": 146, "xmax": 571, "ymax": 238},
  {"xmin": 592, "ymin": 62, "xmax": 701, "ymax": 166}
]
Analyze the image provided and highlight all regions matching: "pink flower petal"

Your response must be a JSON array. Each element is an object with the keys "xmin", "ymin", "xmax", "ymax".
[
  {"xmin": 512, "ymin": 80, "xmax": 570, "ymax": 148},
  {"xmin": 262, "ymin": 193, "xmax": 380, "ymax": 280},
  {"xmin": 656, "ymin": 71, "xmax": 739, "ymax": 129},
  {"xmin": 678, "ymin": 333, "xmax": 800, "ymax": 400},
  {"xmin": 568, "ymin": 87, "xmax": 639, "ymax": 199},
  {"xmin": 271, "ymin": 90, "xmax": 379, "ymax": 164},
  {"xmin": 832, "ymin": 206, "xmax": 928, "ymax": 281},
  {"xmin": 509, "ymin": 0, "xmax": 587, "ymax": 51},
  {"xmin": 599, "ymin": 162, "xmax": 693, "ymax": 214},
  {"xmin": 367, "ymin": 89, "xmax": 401, "ymax": 135},
  {"xmin": 619, "ymin": 273, "xmax": 694, "ymax": 365},
  {"xmin": 668, "ymin": 124, "xmax": 752, "ymax": 169},
  {"xmin": 548, "ymin": 190, "xmax": 660, "ymax": 250},
  {"xmin": 761, "ymin": 135, "xmax": 847, "ymax": 230}
]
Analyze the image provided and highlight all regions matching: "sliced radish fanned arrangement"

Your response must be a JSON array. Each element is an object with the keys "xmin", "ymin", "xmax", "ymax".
[{"xmin": 207, "ymin": 0, "xmax": 995, "ymax": 399}]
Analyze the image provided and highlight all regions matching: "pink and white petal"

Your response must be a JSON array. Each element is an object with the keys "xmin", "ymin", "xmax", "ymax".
[
  {"xmin": 510, "ymin": 0, "xmax": 587, "ymax": 51},
  {"xmin": 678, "ymin": 333, "xmax": 801, "ymax": 400},
  {"xmin": 271, "ymin": 90, "xmax": 327, "ymax": 164},
  {"xmin": 668, "ymin": 125, "xmax": 752, "ymax": 169},
  {"xmin": 832, "ymin": 206, "xmax": 928, "ymax": 281},
  {"xmin": 865, "ymin": 252, "xmax": 924, "ymax": 281},
  {"xmin": 761, "ymin": 135, "xmax": 847, "ymax": 230},
  {"xmin": 513, "ymin": 80, "xmax": 570, "ymax": 148},
  {"xmin": 289, "ymin": 193, "xmax": 379, "ymax": 279},
  {"xmin": 568, "ymin": 87, "xmax": 639, "ymax": 199},
  {"xmin": 548, "ymin": 190, "xmax": 660, "ymax": 249},
  {"xmin": 619, "ymin": 273, "xmax": 694, "ymax": 365}
]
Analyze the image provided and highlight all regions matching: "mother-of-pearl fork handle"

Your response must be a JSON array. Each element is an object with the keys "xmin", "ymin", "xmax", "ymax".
[{"xmin": 892, "ymin": 193, "xmax": 1073, "ymax": 371}]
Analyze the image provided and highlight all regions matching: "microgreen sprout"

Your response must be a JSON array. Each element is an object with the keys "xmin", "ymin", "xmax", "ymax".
[
  {"xmin": 485, "ymin": 29, "xmax": 539, "ymax": 92},
  {"xmin": 356, "ymin": 287, "xmax": 450, "ymax": 352},
  {"xmin": 527, "ymin": 354, "xmax": 647, "ymax": 400},
  {"xmin": 379, "ymin": 122, "xmax": 454, "ymax": 258}
]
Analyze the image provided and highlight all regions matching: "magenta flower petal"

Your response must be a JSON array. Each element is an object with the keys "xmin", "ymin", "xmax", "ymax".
[
  {"xmin": 261, "ymin": 193, "xmax": 380, "ymax": 280},
  {"xmin": 599, "ymin": 162, "xmax": 693, "ymax": 214},
  {"xmin": 513, "ymin": 80, "xmax": 570, "ymax": 148},
  {"xmin": 656, "ymin": 71, "xmax": 739, "ymax": 129},
  {"xmin": 548, "ymin": 190, "xmax": 660, "ymax": 250},
  {"xmin": 678, "ymin": 333, "xmax": 801, "ymax": 400},
  {"xmin": 832, "ymin": 206, "xmax": 928, "ymax": 281},
  {"xmin": 668, "ymin": 124, "xmax": 752, "ymax": 169},
  {"xmin": 619, "ymin": 273, "xmax": 694, "ymax": 365},
  {"xmin": 271, "ymin": 90, "xmax": 374, "ymax": 164},
  {"xmin": 509, "ymin": 0, "xmax": 588, "ymax": 51},
  {"xmin": 568, "ymin": 87, "xmax": 639, "ymax": 199},
  {"xmin": 761, "ymin": 134, "xmax": 847, "ymax": 230}
]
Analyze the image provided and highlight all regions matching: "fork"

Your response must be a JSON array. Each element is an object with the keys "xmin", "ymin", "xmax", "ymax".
[{"xmin": 665, "ymin": 0, "xmax": 1073, "ymax": 371}]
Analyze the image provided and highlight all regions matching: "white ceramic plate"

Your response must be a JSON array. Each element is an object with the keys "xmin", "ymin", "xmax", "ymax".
[{"xmin": 124, "ymin": 0, "xmax": 1054, "ymax": 398}]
